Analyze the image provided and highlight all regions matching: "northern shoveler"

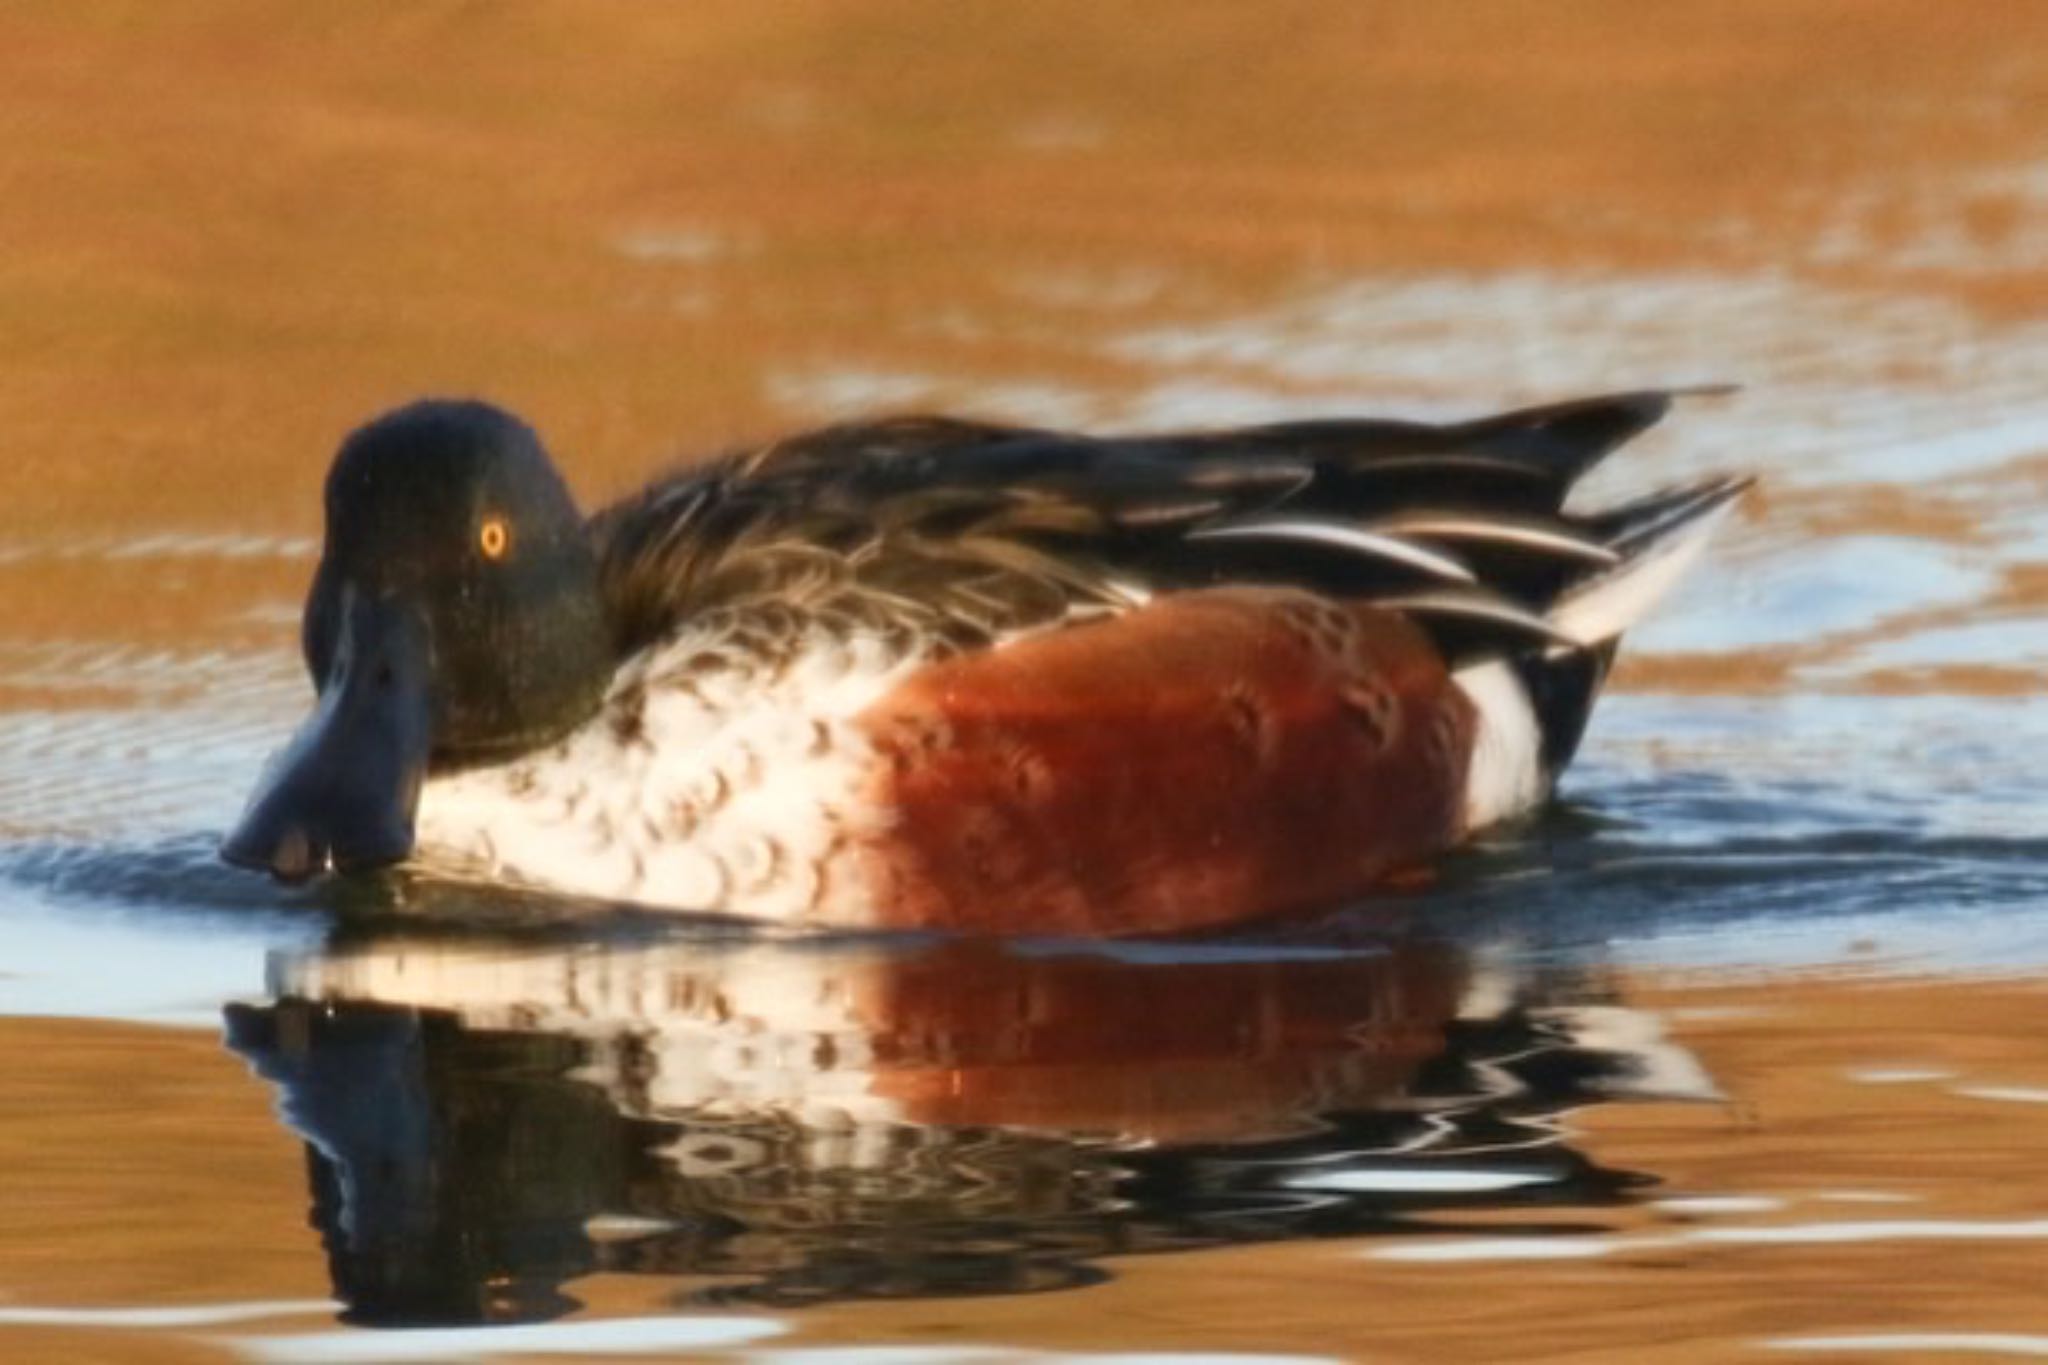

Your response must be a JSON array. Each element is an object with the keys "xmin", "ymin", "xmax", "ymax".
[{"xmin": 222, "ymin": 392, "xmax": 1748, "ymax": 934}]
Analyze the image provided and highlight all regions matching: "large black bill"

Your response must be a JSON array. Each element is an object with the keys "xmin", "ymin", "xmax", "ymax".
[{"xmin": 222, "ymin": 588, "xmax": 434, "ymax": 881}]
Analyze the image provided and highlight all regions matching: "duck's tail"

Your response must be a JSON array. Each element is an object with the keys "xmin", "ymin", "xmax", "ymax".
[
  {"xmin": 1548, "ymin": 474, "xmax": 1752, "ymax": 649},
  {"xmin": 1455, "ymin": 469, "xmax": 1751, "ymax": 829}
]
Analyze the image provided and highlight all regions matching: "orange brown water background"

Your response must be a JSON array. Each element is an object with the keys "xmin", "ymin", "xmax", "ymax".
[{"xmin": 5, "ymin": 4, "xmax": 2048, "ymax": 1362}]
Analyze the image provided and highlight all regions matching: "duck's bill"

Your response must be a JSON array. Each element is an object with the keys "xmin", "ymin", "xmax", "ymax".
[{"xmin": 221, "ymin": 589, "xmax": 434, "ymax": 882}]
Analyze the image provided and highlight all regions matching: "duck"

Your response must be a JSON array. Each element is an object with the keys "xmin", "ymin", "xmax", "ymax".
[{"xmin": 221, "ymin": 391, "xmax": 1748, "ymax": 935}]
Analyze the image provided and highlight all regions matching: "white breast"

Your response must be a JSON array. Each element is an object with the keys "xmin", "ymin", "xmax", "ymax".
[{"xmin": 412, "ymin": 619, "xmax": 927, "ymax": 923}]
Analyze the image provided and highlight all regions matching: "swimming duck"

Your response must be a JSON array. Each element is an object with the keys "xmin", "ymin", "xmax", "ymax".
[{"xmin": 222, "ymin": 392, "xmax": 1746, "ymax": 934}]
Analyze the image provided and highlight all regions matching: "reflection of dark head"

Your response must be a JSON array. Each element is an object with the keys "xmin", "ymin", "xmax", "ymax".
[{"xmin": 225, "ymin": 999, "xmax": 622, "ymax": 1326}]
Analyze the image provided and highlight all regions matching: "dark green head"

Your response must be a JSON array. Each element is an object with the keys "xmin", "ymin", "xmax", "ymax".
[{"xmin": 224, "ymin": 400, "xmax": 613, "ymax": 880}]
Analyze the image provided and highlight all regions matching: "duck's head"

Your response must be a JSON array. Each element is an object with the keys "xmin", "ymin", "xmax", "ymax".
[{"xmin": 222, "ymin": 400, "xmax": 612, "ymax": 881}]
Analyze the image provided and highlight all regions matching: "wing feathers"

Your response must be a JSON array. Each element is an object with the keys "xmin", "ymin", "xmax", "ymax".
[
  {"xmin": 1362, "ymin": 513, "xmax": 1621, "ymax": 566},
  {"xmin": 1187, "ymin": 518, "xmax": 1479, "ymax": 584},
  {"xmin": 589, "ymin": 390, "xmax": 1744, "ymax": 664}
]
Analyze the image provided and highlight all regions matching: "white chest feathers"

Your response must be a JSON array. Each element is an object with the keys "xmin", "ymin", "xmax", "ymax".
[{"xmin": 412, "ymin": 621, "xmax": 925, "ymax": 922}]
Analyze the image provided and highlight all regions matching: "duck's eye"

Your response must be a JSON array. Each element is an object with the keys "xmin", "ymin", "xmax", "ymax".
[{"xmin": 478, "ymin": 517, "xmax": 511, "ymax": 560}]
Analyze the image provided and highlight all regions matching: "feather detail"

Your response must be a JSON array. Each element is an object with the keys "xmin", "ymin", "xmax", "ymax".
[
  {"xmin": 1362, "ymin": 513, "xmax": 1621, "ymax": 566},
  {"xmin": 1186, "ymin": 518, "xmax": 1479, "ymax": 583}
]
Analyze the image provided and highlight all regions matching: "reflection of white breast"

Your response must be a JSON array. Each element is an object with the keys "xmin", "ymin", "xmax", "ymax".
[
  {"xmin": 276, "ymin": 940, "xmax": 911, "ymax": 1139},
  {"xmin": 410, "ymin": 618, "xmax": 925, "ymax": 925}
]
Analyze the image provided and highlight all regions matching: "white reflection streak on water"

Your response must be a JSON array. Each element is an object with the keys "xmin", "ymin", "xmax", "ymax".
[
  {"xmin": 1371, "ymin": 1218, "xmax": 2048, "ymax": 1263},
  {"xmin": 225, "ymin": 1315, "xmax": 787, "ymax": 1363},
  {"xmin": 1952, "ymin": 1086, "xmax": 2048, "ymax": 1105},
  {"xmin": 0, "ymin": 532, "xmax": 316, "ymax": 564},
  {"xmin": 0, "ymin": 1302, "xmax": 336, "ymax": 1328},
  {"xmin": 1764, "ymin": 1333, "xmax": 2048, "ymax": 1357},
  {"xmin": 745, "ymin": 1354, "xmax": 1344, "ymax": 1365},
  {"xmin": 215, "ymin": 1318, "xmax": 1346, "ymax": 1365}
]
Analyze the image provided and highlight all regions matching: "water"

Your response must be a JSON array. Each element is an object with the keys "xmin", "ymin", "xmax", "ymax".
[{"xmin": 6, "ymin": 6, "xmax": 2048, "ymax": 1361}]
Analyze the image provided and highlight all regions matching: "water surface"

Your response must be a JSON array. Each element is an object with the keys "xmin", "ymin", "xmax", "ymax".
[{"xmin": 5, "ymin": 5, "xmax": 2048, "ymax": 1361}]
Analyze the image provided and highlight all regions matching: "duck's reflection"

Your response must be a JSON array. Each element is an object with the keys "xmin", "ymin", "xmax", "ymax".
[{"xmin": 225, "ymin": 927, "xmax": 1715, "ymax": 1324}]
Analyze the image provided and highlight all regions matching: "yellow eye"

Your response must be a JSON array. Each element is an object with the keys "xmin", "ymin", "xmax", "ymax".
[{"xmin": 478, "ymin": 517, "xmax": 511, "ymax": 560}]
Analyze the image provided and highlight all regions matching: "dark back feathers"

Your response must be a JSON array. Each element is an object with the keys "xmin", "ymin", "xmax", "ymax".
[{"xmin": 588, "ymin": 391, "xmax": 1717, "ymax": 664}]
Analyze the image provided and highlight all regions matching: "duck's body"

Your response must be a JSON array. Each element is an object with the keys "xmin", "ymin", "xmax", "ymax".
[
  {"xmin": 412, "ymin": 586, "xmax": 1472, "ymax": 932},
  {"xmin": 226, "ymin": 393, "xmax": 1746, "ymax": 934}
]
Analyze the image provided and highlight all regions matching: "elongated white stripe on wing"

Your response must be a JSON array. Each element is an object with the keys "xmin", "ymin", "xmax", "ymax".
[
  {"xmin": 1365, "ymin": 515, "xmax": 1620, "ymax": 565},
  {"xmin": 1188, "ymin": 519, "xmax": 1476, "ymax": 583}
]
